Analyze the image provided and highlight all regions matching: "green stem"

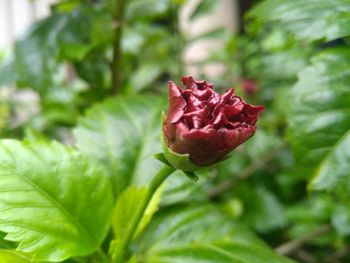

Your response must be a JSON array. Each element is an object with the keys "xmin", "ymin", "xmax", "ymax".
[
  {"xmin": 95, "ymin": 247, "xmax": 111, "ymax": 263},
  {"xmin": 116, "ymin": 165, "xmax": 176, "ymax": 262},
  {"xmin": 110, "ymin": 0, "xmax": 126, "ymax": 95}
]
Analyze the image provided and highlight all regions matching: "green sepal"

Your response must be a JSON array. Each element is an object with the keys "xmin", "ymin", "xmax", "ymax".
[
  {"xmin": 153, "ymin": 152, "xmax": 171, "ymax": 166},
  {"xmin": 161, "ymin": 112, "xmax": 202, "ymax": 172},
  {"xmin": 154, "ymin": 152, "xmax": 199, "ymax": 181},
  {"xmin": 184, "ymin": 171, "xmax": 199, "ymax": 181}
]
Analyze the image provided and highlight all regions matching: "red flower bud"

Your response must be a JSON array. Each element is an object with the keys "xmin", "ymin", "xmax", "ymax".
[
  {"xmin": 240, "ymin": 78, "xmax": 259, "ymax": 95},
  {"xmin": 163, "ymin": 76, "xmax": 264, "ymax": 167}
]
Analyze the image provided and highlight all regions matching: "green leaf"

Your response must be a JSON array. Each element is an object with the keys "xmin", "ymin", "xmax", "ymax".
[
  {"xmin": 14, "ymin": 15, "xmax": 62, "ymax": 91},
  {"xmin": 237, "ymin": 185, "xmax": 288, "ymax": 233},
  {"xmin": 0, "ymin": 250, "xmax": 32, "ymax": 263},
  {"xmin": 111, "ymin": 185, "xmax": 163, "ymax": 259},
  {"xmin": 250, "ymin": 0, "xmax": 350, "ymax": 41},
  {"xmin": 57, "ymin": 6, "xmax": 112, "ymax": 60},
  {"xmin": 112, "ymin": 186, "xmax": 152, "ymax": 239},
  {"xmin": 8, "ymin": 5, "xmax": 111, "ymax": 91},
  {"xmin": 187, "ymin": 27, "xmax": 228, "ymax": 43},
  {"xmin": 311, "ymin": 131, "xmax": 350, "ymax": 191},
  {"xmin": 190, "ymin": 0, "xmax": 221, "ymax": 20},
  {"xmin": 0, "ymin": 232, "xmax": 16, "ymax": 249},
  {"xmin": 0, "ymin": 140, "xmax": 113, "ymax": 261},
  {"xmin": 134, "ymin": 205, "xmax": 295, "ymax": 263},
  {"xmin": 111, "ymin": 186, "xmax": 148, "ymax": 260},
  {"xmin": 74, "ymin": 95, "xmax": 206, "ymax": 203},
  {"xmin": 74, "ymin": 95, "xmax": 165, "ymax": 195},
  {"xmin": 331, "ymin": 205, "xmax": 350, "ymax": 236},
  {"xmin": 74, "ymin": 49, "xmax": 110, "ymax": 90},
  {"xmin": 135, "ymin": 186, "xmax": 163, "ymax": 237},
  {"xmin": 126, "ymin": 0, "xmax": 171, "ymax": 21},
  {"xmin": 131, "ymin": 63, "xmax": 162, "ymax": 93},
  {"xmin": 260, "ymin": 48, "xmax": 309, "ymax": 80},
  {"xmin": 286, "ymin": 48, "xmax": 350, "ymax": 192},
  {"xmin": 0, "ymin": 57, "xmax": 17, "ymax": 87}
]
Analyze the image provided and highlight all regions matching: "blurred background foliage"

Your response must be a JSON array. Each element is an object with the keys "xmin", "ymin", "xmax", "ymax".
[{"xmin": 1, "ymin": 0, "xmax": 350, "ymax": 262}]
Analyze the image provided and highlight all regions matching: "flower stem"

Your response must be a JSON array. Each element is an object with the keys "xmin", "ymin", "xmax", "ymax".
[
  {"xmin": 115, "ymin": 165, "xmax": 176, "ymax": 262},
  {"xmin": 95, "ymin": 248, "xmax": 111, "ymax": 263},
  {"xmin": 110, "ymin": 0, "xmax": 126, "ymax": 95}
]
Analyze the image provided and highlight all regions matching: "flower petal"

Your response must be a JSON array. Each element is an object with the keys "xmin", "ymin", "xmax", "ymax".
[
  {"xmin": 167, "ymin": 81, "xmax": 186, "ymax": 123},
  {"xmin": 220, "ymin": 126, "xmax": 256, "ymax": 150},
  {"xmin": 172, "ymin": 125, "xmax": 228, "ymax": 166}
]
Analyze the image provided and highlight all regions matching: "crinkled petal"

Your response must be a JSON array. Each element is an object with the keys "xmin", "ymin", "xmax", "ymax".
[
  {"xmin": 181, "ymin": 76, "xmax": 197, "ymax": 90},
  {"xmin": 220, "ymin": 126, "xmax": 256, "ymax": 149},
  {"xmin": 243, "ymin": 104, "xmax": 265, "ymax": 124},
  {"xmin": 223, "ymin": 103, "xmax": 244, "ymax": 117},
  {"xmin": 221, "ymin": 89, "xmax": 235, "ymax": 103},
  {"xmin": 183, "ymin": 107, "xmax": 209, "ymax": 129},
  {"xmin": 167, "ymin": 81, "xmax": 186, "ymax": 123},
  {"xmin": 186, "ymin": 94, "xmax": 203, "ymax": 112}
]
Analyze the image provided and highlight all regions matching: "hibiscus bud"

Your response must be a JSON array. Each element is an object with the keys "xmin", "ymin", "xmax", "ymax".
[{"xmin": 162, "ymin": 76, "xmax": 264, "ymax": 170}]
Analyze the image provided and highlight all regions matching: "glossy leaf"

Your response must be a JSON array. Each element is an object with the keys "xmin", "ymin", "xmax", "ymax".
[
  {"xmin": 111, "ymin": 185, "xmax": 162, "ymax": 260},
  {"xmin": 286, "ymin": 48, "xmax": 350, "ymax": 191},
  {"xmin": 7, "ymin": 5, "xmax": 110, "ymax": 92},
  {"xmin": 250, "ymin": 0, "xmax": 350, "ymax": 41},
  {"xmin": 0, "ymin": 140, "xmax": 113, "ymax": 261},
  {"xmin": 135, "ymin": 186, "xmax": 163, "ymax": 237},
  {"xmin": 0, "ymin": 232, "xmax": 15, "ymax": 249},
  {"xmin": 74, "ymin": 95, "xmax": 206, "ymax": 202},
  {"xmin": 0, "ymin": 250, "xmax": 32, "ymax": 263},
  {"xmin": 74, "ymin": 95, "xmax": 165, "ymax": 195},
  {"xmin": 134, "ymin": 205, "xmax": 295, "ymax": 263},
  {"xmin": 113, "ymin": 185, "xmax": 162, "ymax": 239}
]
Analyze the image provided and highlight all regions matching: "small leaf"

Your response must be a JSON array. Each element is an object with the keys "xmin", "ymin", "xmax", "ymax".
[
  {"xmin": 190, "ymin": 0, "xmax": 221, "ymax": 20},
  {"xmin": 153, "ymin": 153, "xmax": 171, "ymax": 166},
  {"xmin": 0, "ymin": 140, "xmax": 113, "ymax": 261},
  {"xmin": 131, "ymin": 63, "xmax": 162, "ymax": 92}
]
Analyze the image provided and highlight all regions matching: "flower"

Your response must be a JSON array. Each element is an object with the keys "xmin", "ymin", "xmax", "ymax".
[
  {"xmin": 162, "ymin": 76, "xmax": 264, "ymax": 168},
  {"xmin": 240, "ymin": 78, "xmax": 259, "ymax": 95}
]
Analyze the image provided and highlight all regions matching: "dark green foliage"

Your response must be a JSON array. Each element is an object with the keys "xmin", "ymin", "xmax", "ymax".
[{"xmin": 0, "ymin": 0, "xmax": 350, "ymax": 262}]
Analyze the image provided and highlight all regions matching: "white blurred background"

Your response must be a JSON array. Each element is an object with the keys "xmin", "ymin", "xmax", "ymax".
[{"xmin": 0, "ymin": 0, "xmax": 57, "ymax": 49}]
